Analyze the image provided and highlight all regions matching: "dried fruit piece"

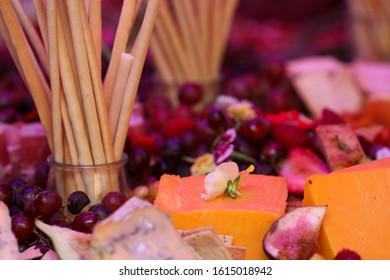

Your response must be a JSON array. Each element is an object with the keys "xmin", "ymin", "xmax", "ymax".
[
  {"xmin": 263, "ymin": 206, "xmax": 327, "ymax": 260},
  {"xmin": 278, "ymin": 148, "xmax": 329, "ymax": 194}
]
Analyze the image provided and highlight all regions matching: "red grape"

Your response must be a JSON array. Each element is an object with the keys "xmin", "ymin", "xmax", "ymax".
[
  {"xmin": 180, "ymin": 131, "xmax": 199, "ymax": 154},
  {"xmin": 101, "ymin": 191, "xmax": 127, "ymax": 212},
  {"xmin": 239, "ymin": 117, "xmax": 270, "ymax": 142},
  {"xmin": 17, "ymin": 184, "xmax": 43, "ymax": 210},
  {"xmin": 161, "ymin": 138, "xmax": 183, "ymax": 160},
  {"xmin": 262, "ymin": 61, "xmax": 286, "ymax": 86},
  {"xmin": 11, "ymin": 214, "xmax": 35, "ymax": 240},
  {"xmin": 127, "ymin": 148, "xmax": 151, "ymax": 173},
  {"xmin": 260, "ymin": 141, "xmax": 285, "ymax": 163},
  {"xmin": 264, "ymin": 87, "xmax": 293, "ymax": 113},
  {"xmin": 88, "ymin": 203, "xmax": 112, "ymax": 219},
  {"xmin": 178, "ymin": 83, "xmax": 203, "ymax": 106},
  {"xmin": 72, "ymin": 211, "xmax": 101, "ymax": 233},
  {"xmin": 207, "ymin": 107, "xmax": 226, "ymax": 130},
  {"xmin": 66, "ymin": 191, "xmax": 91, "ymax": 215},
  {"xmin": 23, "ymin": 200, "xmax": 40, "ymax": 219},
  {"xmin": 34, "ymin": 190, "xmax": 62, "ymax": 216},
  {"xmin": 0, "ymin": 183, "xmax": 14, "ymax": 205}
]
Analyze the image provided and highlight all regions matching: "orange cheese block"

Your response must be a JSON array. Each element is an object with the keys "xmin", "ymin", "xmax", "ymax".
[
  {"xmin": 154, "ymin": 174, "xmax": 288, "ymax": 260},
  {"xmin": 302, "ymin": 161, "xmax": 390, "ymax": 259}
]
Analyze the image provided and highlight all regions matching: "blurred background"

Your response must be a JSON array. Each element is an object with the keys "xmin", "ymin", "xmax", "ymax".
[{"xmin": 0, "ymin": 0, "xmax": 385, "ymax": 123}]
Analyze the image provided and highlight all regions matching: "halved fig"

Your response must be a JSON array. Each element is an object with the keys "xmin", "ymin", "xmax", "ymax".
[
  {"xmin": 263, "ymin": 205, "xmax": 327, "ymax": 260},
  {"xmin": 35, "ymin": 219, "xmax": 91, "ymax": 260}
]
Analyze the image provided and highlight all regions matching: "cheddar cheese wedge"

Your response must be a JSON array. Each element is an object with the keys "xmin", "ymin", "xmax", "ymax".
[
  {"xmin": 154, "ymin": 174, "xmax": 288, "ymax": 260},
  {"xmin": 302, "ymin": 161, "xmax": 390, "ymax": 259}
]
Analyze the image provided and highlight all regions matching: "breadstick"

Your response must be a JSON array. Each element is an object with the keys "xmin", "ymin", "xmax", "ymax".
[
  {"xmin": 158, "ymin": 2, "xmax": 194, "ymax": 80},
  {"xmin": 57, "ymin": 11, "xmax": 93, "ymax": 166},
  {"xmin": 180, "ymin": 0, "xmax": 206, "ymax": 81},
  {"xmin": 150, "ymin": 35, "xmax": 175, "ymax": 83},
  {"xmin": 11, "ymin": 0, "xmax": 50, "ymax": 76},
  {"xmin": 212, "ymin": 0, "xmax": 238, "ymax": 79},
  {"xmin": 153, "ymin": 15, "xmax": 185, "ymax": 83},
  {"xmin": 79, "ymin": 0, "xmax": 114, "ymax": 164},
  {"xmin": 47, "ymin": 0, "xmax": 63, "ymax": 163},
  {"xmin": 172, "ymin": 0, "xmax": 201, "ymax": 81},
  {"xmin": 104, "ymin": 0, "xmax": 137, "ymax": 108},
  {"xmin": 114, "ymin": 0, "xmax": 162, "ymax": 160},
  {"xmin": 32, "ymin": 0, "xmax": 49, "ymax": 51},
  {"xmin": 88, "ymin": 0, "xmax": 102, "ymax": 72},
  {"xmin": 58, "ymin": 0, "xmax": 83, "ymax": 109},
  {"xmin": 66, "ymin": 0, "xmax": 106, "ymax": 165},
  {"xmin": 0, "ymin": 0, "xmax": 53, "ymax": 150},
  {"xmin": 109, "ymin": 52, "xmax": 134, "ymax": 138}
]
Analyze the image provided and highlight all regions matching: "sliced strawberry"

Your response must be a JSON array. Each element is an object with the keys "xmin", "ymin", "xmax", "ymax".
[
  {"xmin": 278, "ymin": 147, "xmax": 329, "ymax": 195},
  {"xmin": 128, "ymin": 134, "xmax": 158, "ymax": 155},
  {"xmin": 271, "ymin": 123, "xmax": 310, "ymax": 149},
  {"xmin": 162, "ymin": 118, "xmax": 195, "ymax": 138}
]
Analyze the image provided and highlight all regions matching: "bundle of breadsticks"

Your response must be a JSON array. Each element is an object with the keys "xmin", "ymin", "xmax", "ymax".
[
  {"xmin": 347, "ymin": 0, "xmax": 390, "ymax": 61},
  {"xmin": 150, "ymin": 0, "xmax": 238, "ymax": 105},
  {"xmin": 0, "ymin": 0, "xmax": 161, "ymax": 202}
]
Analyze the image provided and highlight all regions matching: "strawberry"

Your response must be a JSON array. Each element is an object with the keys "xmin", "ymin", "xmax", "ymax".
[
  {"xmin": 278, "ymin": 147, "xmax": 329, "ymax": 195},
  {"xmin": 162, "ymin": 118, "xmax": 195, "ymax": 138},
  {"xmin": 128, "ymin": 134, "xmax": 158, "ymax": 155},
  {"xmin": 271, "ymin": 123, "xmax": 310, "ymax": 149}
]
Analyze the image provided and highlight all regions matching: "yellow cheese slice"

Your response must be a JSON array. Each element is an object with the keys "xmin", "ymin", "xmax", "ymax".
[{"xmin": 302, "ymin": 168, "xmax": 390, "ymax": 259}]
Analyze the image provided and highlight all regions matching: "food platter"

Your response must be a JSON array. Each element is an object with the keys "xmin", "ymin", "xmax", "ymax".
[{"xmin": 0, "ymin": 0, "xmax": 389, "ymax": 261}]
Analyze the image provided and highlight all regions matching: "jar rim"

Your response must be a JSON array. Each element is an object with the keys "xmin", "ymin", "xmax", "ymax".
[{"xmin": 47, "ymin": 153, "xmax": 128, "ymax": 170}]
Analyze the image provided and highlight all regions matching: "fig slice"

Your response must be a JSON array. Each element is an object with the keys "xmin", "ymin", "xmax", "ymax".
[
  {"xmin": 263, "ymin": 205, "xmax": 327, "ymax": 260},
  {"xmin": 35, "ymin": 219, "xmax": 92, "ymax": 260}
]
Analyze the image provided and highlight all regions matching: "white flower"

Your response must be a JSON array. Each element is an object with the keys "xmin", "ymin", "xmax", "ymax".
[{"xmin": 201, "ymin": 162, "xmax": 254, "ymax": 201}]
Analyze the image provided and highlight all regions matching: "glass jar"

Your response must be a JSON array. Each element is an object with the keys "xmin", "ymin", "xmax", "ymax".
[{"xmin": 47, "ymin": 154, "xmax": 130, "ymax": 205}]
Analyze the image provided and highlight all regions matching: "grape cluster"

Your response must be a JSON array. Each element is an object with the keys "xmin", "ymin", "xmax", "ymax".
[{"xmin": 0, "ymin": 177, "xmax": 138, "ymax": 254}]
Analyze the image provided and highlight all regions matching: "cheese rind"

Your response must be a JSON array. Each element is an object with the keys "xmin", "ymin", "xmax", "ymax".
[
  {"xmin": 91, "ymin": 197, "xmax": 199, "ymax": 260},
  {"xmin": 302, "ymin": 168, "xmax": 390, "ymax": 259}
]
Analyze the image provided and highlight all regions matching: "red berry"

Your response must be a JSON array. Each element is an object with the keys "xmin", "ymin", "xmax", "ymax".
[
  {"xmin": 262, "ymin": 61, "xmax": 286, "ymax": 85},
  {"xmin": 162, "ymin": 118, "xmax": 195, "ymax": 138},
  {"xmin": 11, "ymin": 214, "xmax": 35, "ymax": 240},
  {"xmin": 178, "ymin": 83, "xmax": 203, "ymax": 105},
  {"xmin": 207, "ymin": 108, "xmax": 226, "ymax": 130},
  {"xmin": 66, "ymin": 191, "xmax": 91, "ymax": 215},
  {"xmin": 334, "ymin": 248, "xmax": 361, "ymax": 260},
  {"xmin": 34, "ymin": 190, "xmax": 63, "ymax": 216},
  {"xmin": 239, "ymin": 117, "xmax": 270, "ymax": 142},
  {"xmin": 0, "ymin": 183, "xmax": 14, "ymax": 206},
  {"xmin": 271, "ymin": 124, "xmax": 309, "ymax": 149},
  {"xmin": 171, "ymin": 104, "xmax": 195, "ymax": 119},
  {"xmin": 89, "ymin": 203, "xmax": 112, "ymax": 219},
  {"xmin": 129, "ymin": 134, "xmax": 158, "ymax": 155},
  {"xmin": 101, "ymin": 191, "xmax": 127, "ymax": 212},
  {"xmin": 72, "ymin": 212, "xmax": 101, "ymax": 233}
]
